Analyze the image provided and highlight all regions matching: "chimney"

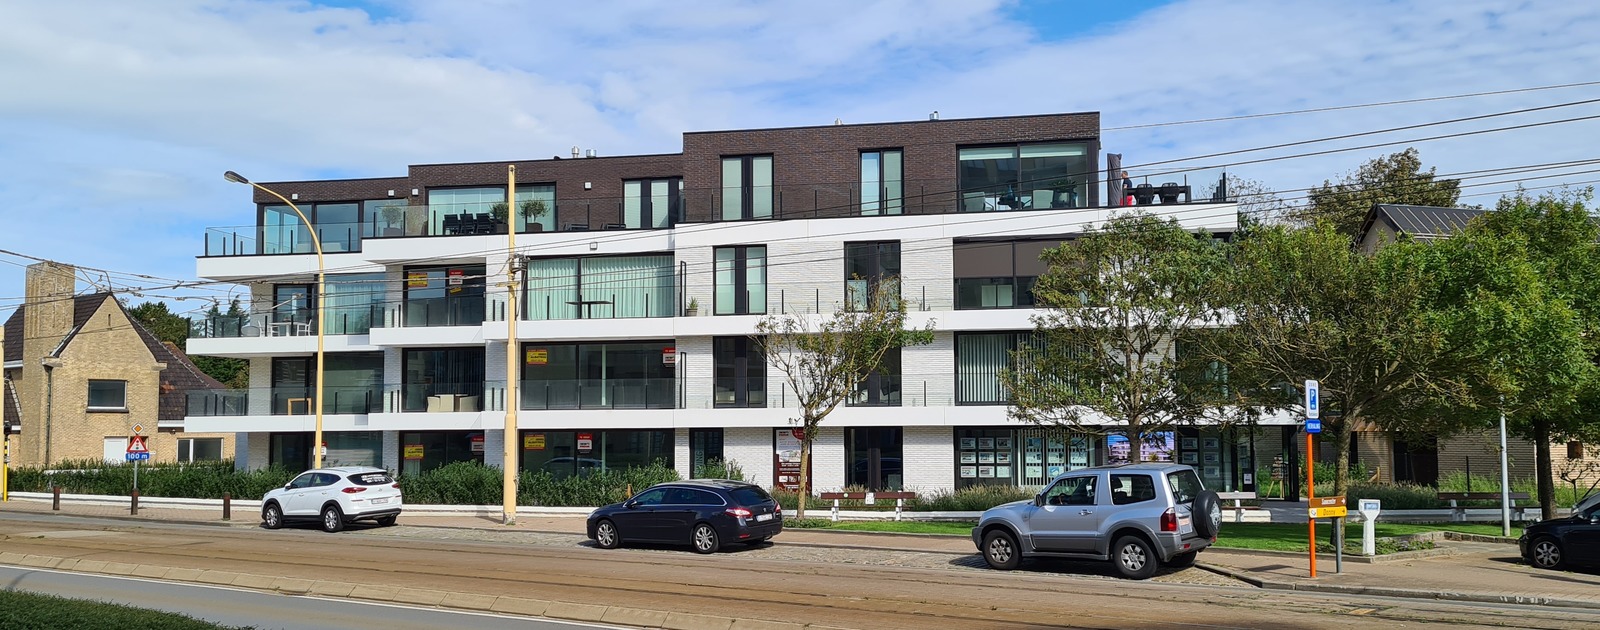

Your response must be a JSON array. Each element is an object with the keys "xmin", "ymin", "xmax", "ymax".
[{"xmin": 23, "ymin": 262, "xmax": 76, "ymax": 354}]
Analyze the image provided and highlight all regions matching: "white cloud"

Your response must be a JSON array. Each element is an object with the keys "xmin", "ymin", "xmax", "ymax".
[{"xmin": 1, "ymin": 0, "xmax": 1598, "ymax": 312}]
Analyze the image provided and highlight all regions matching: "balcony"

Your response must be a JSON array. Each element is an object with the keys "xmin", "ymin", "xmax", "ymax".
[
  {"xmin": 203, "ymin": 220, "xmax": 372, "ymax": 257},
  {"xmin": 386, "ymin": 382, "xmax": 495, "ymax": 414},
  {"xmin": 518, "ymin": 378, "xmax": 676, "ymax": 411},
  {"xmin": 386, "ymin": 296, "xmax": 485, "ymax": 328},
  {"xmin": 185, "ymin": 385, "xmax": 384, "ymax": 417},
  {"xmin": 190, "ymin": 307, "xmax": 384, "ymax": 339}
]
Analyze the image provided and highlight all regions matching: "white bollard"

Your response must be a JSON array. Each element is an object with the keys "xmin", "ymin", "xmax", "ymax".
[
  {"xmin": 831, "ymin": 499, "xmax": 840, "ymax": 522},
  {"xmin": 1358, "ymin": 499, "xmax": 1381, "ymax": 556},
  {"xmin": 895, "ymin": 498, "xmax": 904, "ymax": 522}
]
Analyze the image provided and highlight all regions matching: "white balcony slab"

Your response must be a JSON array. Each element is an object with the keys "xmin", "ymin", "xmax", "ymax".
[
  {"xmin": 196, "ymin": 252, "xmax": 379, "ymax": 283},
  {"xmin": 183, "ymin": 413, "xmax": 373, "ymax": 433},
  {"xmin": 369, "ymin": 325, "xmax": 485, "ymax": 347},
  {"xmin": 187, "ymin": 334, "xmax": 380, "ymax": 358},
  {"xmin": 367, "ymin": 411, "xmax": 497, "ymax": 431}
]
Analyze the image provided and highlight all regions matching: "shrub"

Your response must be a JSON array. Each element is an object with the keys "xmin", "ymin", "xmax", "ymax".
[
  {"xmin": 7, "ymin": 459, "xmax": 295, "ymax": 500},
  {"xmin": 518, "ymin": 460, "xmax": 679, "ymax": 506},
  {"xmin": 912, "ymin": 485, "xmax": 1034, "ymax": 512},
  {"xmin": 693, "ymin": 458, "xmax": 747, "ymax": 482},
  {"xmin": 1342, "ymin": 482, "xmax": 1440, "ymax": 509},
  {"xmin": 397, "ymin": 461, "xmax": 502, "ymax": 505}
]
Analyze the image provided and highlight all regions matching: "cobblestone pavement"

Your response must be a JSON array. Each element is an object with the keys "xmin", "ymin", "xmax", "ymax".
[{"xmin": 355, "ymin": 524, "xmax": 1246, "ymax": 587}]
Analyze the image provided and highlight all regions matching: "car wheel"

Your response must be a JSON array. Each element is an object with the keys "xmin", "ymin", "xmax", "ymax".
[
  {"xmin": 692, "ymin": 523, "xmax": 720, "ymax": 554},
  {"xmin": 262, "ymin": 503, "xmax": 283, "ymax": 530},
  {"xmin": 1169, "ymin": 550, "xmax": 1199, "ymax": 569},
  {"xmin": 1113, "ymin": 535, "xmax": 1160, "ymax": 580},
  {"xmin": 1192, "ymin": 491, "xmax": 1222, "ymax": 539},
  {"xmin": 594, "ymin": 519, "xmax": 621, "ymax": 549},
  {"xmin": 1530, "ymin": 537, "xmax": 1564, "ymax": 570},
  {"xmin": 376, "ymin": 516, "xmax": 397, "ymax": 527},
  {"xmin": 982, "ymin": 529, "xmax": 1022, "ymax": 571},
  {"xmin": 320, "ymin": 505, "xmax": 345, "ymax": 533}
]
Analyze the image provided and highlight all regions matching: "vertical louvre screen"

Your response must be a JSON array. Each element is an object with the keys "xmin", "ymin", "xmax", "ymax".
[{"xmin": 957, "ymin": 333, "xmax": 1025, "ymax": 404}]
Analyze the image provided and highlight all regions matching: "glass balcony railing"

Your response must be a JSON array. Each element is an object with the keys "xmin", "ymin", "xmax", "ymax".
[
  {"xmin": 385, "ymin": 382, "xmax": 492, "ymax": 413},
  {"xmin": 189, "ymin": 306, "xmax": 384, "ymax": 338},
  {"xmin": 203, "ymin": 221, "xmax": 373, "ymax": 257},
  {"xmin": 518, "ymin": 378, "xmax": 676, "ymax": 410},
  {"xmin": 185, "ymin": 386, "xmax": 384, "ymax": 416},
  {"xmin": 378, "ymin": 296, "xmax": 486, "ymax": 328}
]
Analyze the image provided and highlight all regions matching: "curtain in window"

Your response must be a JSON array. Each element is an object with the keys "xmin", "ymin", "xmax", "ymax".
[
  {"xmin": 958, "ymin": 333, "xmax": 1029, "ymax": 404},
  {"xmin": 581, "ymin": 256, "xmax": 672, "ymax": 318},
  {"xmin": 721, "ymin": 159, "xmax": 743, "ymax": 221},
  {"xmin": 322, "ymin": 273, "xmax": 386, "ymax": 334},
  {"xmin": 526, "ymin": 259, "xmax": 579, "ymax": 320}
]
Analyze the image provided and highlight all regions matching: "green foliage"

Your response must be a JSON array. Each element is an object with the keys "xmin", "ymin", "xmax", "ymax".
[
  {"xmin": 127, "ymin": 301, "xmax": 190, "ymax": 347},
  {"xmin": 911, "ymin": 485, "xmax": 1035, "ymax": 511},
  {"xmin": 8, "ymin": 459, "xmax": 295, "ymax": 500},
  {"xmin": 397, "ymin": 461, "xmax": 502, "ymax": 505},
  {"xmin": 1006, "ymin": 212, "xmax": 1238, "ymax": 440},
  {"xmin": 1303, "ymin": 148, "xmax": 1464, "ymax": 236},
  {"xmin": 0, "ymin": 590, "xmax": 254, "ymax": 630},
  {"xmin": 693, "ymin": 458, "xmax": 747, "ymax": 482},
  {"xmin": 518, "ymin": 461, "xmax": 680, "ymax": 506}
]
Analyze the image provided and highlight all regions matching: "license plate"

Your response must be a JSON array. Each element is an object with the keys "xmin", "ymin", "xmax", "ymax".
[
  {"xmin": 371, "ymin": 498, "xmax": 389, "ymax": 505},
  {"xmin": 756, "ymin": 513, "xmax": 773, "ymax": 522}
]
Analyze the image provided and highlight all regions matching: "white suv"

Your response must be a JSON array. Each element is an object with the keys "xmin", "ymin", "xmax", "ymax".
[{"xmin": 262, "ymin": 466, "xmax": 403, "ymax": 532}]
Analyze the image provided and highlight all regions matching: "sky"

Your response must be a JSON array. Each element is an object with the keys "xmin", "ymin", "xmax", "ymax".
[{"xmin": 2, "ymin": 0, "xmax": 1600, "ymax": 320}]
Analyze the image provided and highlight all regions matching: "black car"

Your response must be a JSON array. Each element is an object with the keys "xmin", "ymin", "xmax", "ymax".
[
  {"xmin": 1520, "ymin": 493, "xmax": 1600, "ymax": 570},
  {"xmin": 587, "ymin": 480, "xmax": 782, "ymax": 554}
]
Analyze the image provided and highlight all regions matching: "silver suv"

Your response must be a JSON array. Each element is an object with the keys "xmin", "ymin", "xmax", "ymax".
[{"xmin": 971, "ymin": 463, "xmax": 1222, "ymax": 579}]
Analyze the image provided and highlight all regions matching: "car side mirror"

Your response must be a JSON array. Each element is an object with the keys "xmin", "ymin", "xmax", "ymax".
[
  {"xmin": 625, "ymin": 499, "xmax": 639, "ymax": 509},
  {"xmin": 1034, "ymin": 494, "xmax": 1045, "ymax": 507}
]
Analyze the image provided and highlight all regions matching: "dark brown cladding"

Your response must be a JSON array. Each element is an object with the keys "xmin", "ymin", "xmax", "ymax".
[
  {"xmin": 246, "ymin": 111, "xmax": 1100, "ymax": 225},
  {"xmin": 680, "ymin": 112, "xmax": 1100, "ymax": 222}
]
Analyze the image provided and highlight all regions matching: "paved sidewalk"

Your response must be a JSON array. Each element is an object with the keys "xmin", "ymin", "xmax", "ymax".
[{"xmin": 8, "ymin": 496, "xmax": 1600, "ymax": 611}]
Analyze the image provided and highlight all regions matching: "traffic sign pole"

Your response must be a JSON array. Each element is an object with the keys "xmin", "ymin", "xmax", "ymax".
[
  {"xmin": 1307, "ymin": 430, "xmax": 1316, "ymax": 578},
  {"xmin": 1303, "ymin": 379, "xmax": 1321, "ymax": 579}
]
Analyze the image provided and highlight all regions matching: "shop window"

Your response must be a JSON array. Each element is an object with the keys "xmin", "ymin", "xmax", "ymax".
[
  {"xmin": 269, "ymin": 433, "xmax": 313, "ymax": 472},
  {"xmin": 400, "ymin": 431, "xmax": 481, "ymax": 476},
  {"xmin": 691, "ymin": 429, "xmax": 725, "ymax": 478},
  {"xmin": 847, "ymin": 427, "xmax": 903, "ymax": 491},
  {"xmin": 519, "ymin": 429, "xmax": 674, "ymax": 478},
  {"xmin": 957, "ymin": 427, "xmax": 1094, "ymax": 489}
]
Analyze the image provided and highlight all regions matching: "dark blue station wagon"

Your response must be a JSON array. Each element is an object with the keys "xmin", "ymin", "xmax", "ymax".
[{"xmin": 587, "ymin": 480, "xmax": 783, "ymax": 553}]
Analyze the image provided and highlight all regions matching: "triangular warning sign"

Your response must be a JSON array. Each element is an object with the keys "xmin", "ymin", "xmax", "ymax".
[{"xmin": 127, "ymin": 435, "xmax": 149, "ymax": 454}]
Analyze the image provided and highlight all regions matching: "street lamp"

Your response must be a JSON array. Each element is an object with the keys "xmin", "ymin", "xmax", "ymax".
[{"xmin": 224, "ymin": 171, "xmax": 327, "ymax": 469}]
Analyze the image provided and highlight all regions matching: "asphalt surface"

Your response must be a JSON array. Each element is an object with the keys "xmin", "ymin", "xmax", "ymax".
[
  {"xmin": 0, "ymin": 565, "xmax": 619, "ymax": 630},
  {"xmin": 2, "ymin": 511, "xmax": 1598, "ymax": 629}
]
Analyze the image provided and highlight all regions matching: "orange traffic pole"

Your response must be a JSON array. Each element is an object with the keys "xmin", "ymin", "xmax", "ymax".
[{"xmin": 1307, "ymin": 431, "xmax": 1317, "ymax": 578}]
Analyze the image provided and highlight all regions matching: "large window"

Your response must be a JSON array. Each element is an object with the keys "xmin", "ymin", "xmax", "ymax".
[
  {"xmin": 520, "ymin": 341, "xmax": 675, "ymax": 409},
  {"xmin": 271, "ymin": 357, "xmax": 313, "ymax": 415},
  {"xmin": 849, "ymin": 348, "xmax": 900, "ymax": 407},
  {"xmin": 403, "ymin": 265, "xmax": 486, "ymax": 326},
  {"xmin": 525, "ymin": 255, "xmax": 673, "ymax": 320},
  {"xmin": 956, "ymin": 427, "xmax": 1096, "ymax": 489},
  {"xmin": 324, "ymin": 431, "xmax": 382, "ymax": 468},
  {"xmin": 690, "ymin": 429, "xmax": 725, "ymax": 478},
  {"xmin": 958, "ymin": 143, "xmax": 1091, "ymax": 212},
  {"xmin": 271, "ymin": 354, "xmax": 382, "ymax": 414},
  {"xmin": 260, "ymin": 202, "xmax": 370, "ymax": 254},
  {"xmin": 323, "ymin": 273, "xmax": 386, "ymax": 334},
  {"xmin": 272, "ymin": 284, "xmax": 313, "ymax": 334},
  {"xmin": 845, "ymin": 241, "xmax": 900, "ymax": 311},
  {"xmin": 952, "ymin": 240, "xmax": 1055, "ymax": 309},
  {"xmin": 721, "ymin": 155, "xmax": 773, "ymax": 221},
  {"xmin": 956, "ymin": 332, "xmax": 1032, "ymax": 404},
  {"xmin": 624, "ymin": 178, "xmax": 680, "ymax": 229},
  {"xmin": 861, "ymin": 150, "xmax": 903, "ymax": 216},
  {"xmin": 714, "ymin": 246, "xmax": 766, "ymax": 315},
  {"xmin": 269, "ymin": 432, "xmax": 313, "ymax": 472},
  {"xmin": 519, "ymin": 429, "xmax": 674, "ymax": 479},
  {"xmin": 402, "ymin": 347, "xmax": 486, "ymax": 412},
  {"xmin": 87, "ymin": 380, "xmax": 127, "ymax": 410},
  {"xmin": 846, "ymin": 427, "xmax": 903, "ymax": 491},
  {"xmin": 714, "ymin": 336, "xmax": 765, "ymax": 408},
  {"xmin": 178, "ymin": 438, "xmax": 224, "ymax": 463},
  {"xmin": 401, "ymin": 431, "xmax": 481, "ymax": 476}
]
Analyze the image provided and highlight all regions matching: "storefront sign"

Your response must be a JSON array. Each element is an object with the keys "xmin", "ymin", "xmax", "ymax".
[
  {"xmin": 406, "ymin": 271, "xmax": 429, "ymax": 288},
  {"xmin": 469, "ymin": 434, "xmax": 484, "ymax": 453},
  {"xmin": 524, "ymin": 433, "xmax": 546, "ymax": 450},
  {"xmin": 773, "ymin": 428, "xmax": 809, "ymax": 491},
  {"xmin": 447, "ymin": 268, "xmax": 464, "ymax": 294},
  {"xmin": 662, "ymin": 347, "xmax": 677, "ymax": 365},
  {"xmin": 404, "ymin": 444, "xmax": 424, "ymax": 460},
  {"xmin": 576, "ymin": 432, "xmax": 593, "ymax": 453},
  {"xmin": 526, "ymin": 348, "xmax": 548, "ymax": 365}
]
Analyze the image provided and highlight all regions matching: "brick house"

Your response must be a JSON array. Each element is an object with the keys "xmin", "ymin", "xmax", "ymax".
[{"xmin": 2, "ymin": 261, "xmax": 235, "ymax": 467}]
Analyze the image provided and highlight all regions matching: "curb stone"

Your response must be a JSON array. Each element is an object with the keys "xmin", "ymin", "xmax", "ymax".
[
  {"xmin": 1196, "ymin": 563, "xmax": 1600, "ymax": 611},
  {"xmin": 601, "ymin": 607, "xmax": 671, "ymax": 627},
  {"xmin": 543, "ymin": 601, "xmax": 610, "ymax": 622}
]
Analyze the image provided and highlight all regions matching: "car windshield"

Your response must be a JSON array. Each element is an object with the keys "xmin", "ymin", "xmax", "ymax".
[
  {"xmin": 1574, "ymin": 492, "xmax": 1600, "ymax": 514},
  {"xmin": 730, "ymin": 487, "xmax": 772, "ymax": 505},
  {"xmin": 1166, "ymin": 469, "xmax": 1204, "ymax": 504},
  {"xmin": 350, "ymin": 472, "xmax": 394, "ymax": 486}
]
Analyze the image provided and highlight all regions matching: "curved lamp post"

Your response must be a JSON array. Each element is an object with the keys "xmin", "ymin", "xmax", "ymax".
[{"xmin": 224, "ymin": 171, "xmax": 326, "ymax": 469}]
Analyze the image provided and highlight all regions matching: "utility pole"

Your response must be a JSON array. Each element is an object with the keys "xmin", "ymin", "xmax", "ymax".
[{"xmin": 503, "ymin": 164, "xmax": 521, "ymax": 526}]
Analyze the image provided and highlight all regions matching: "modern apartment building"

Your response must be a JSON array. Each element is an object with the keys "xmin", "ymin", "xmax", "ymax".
[{"xmin": 188, "ymin": 111, "xmax": 1304, "ymax": 496}]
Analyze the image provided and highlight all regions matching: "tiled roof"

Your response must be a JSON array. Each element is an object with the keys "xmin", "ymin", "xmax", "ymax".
[
  {"xmin": 3, "ymin": 294, "xmax": 113, "ymax": 362},
  {"xmin": 2, "ymin": 308, "xmax": 19, "ymax": 363}
]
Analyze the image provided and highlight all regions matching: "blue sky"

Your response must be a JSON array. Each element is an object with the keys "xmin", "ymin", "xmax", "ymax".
[{"xmin": 2, "ymin": 0, "xmax": 1600, "ymax": 320}]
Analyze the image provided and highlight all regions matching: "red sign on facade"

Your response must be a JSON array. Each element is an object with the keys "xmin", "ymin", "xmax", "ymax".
[{"xmin": 577, "ymin": 432, "xmax": 594, "ymax": 453}]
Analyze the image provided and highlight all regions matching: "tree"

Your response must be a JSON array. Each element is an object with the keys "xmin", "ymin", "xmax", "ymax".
[
  {"xmin": 1422, "ymin": 190, "xmax": 1600, "ymax": 518},
  {"xmin": 1304, "ymin": 148, "xmax": 1464, "ymax": 236},
  {"xmin": 755, "ymin": 279, "xmax": 934, "ymax": 519},
  {"xmin": 128, "ymin": 299, "xmax": 249, "ymax": 389},
  {"xmin": 1220, "ymin": 222, "xmax": 1453, "ymax": 495},
  {"xmin": 127, "ymin": 301, "xmax": 188, "ymax": 347},
  {"xmin": 1222, "ymin": 175, "xmax": 1295, "ymax": 227},
  {"xmin": 192, "ymin": 300, "xmax": 250, "ymax": 389},
  {"xmin": 1002, "ymin": 212, "xmax": 1243, "ymax": 453}
]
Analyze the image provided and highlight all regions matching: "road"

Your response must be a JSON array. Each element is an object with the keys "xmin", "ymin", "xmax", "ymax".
[
  {"xmin": 0, "ymin": 565, "xmax": 617, "ymax": 630},
  {"xmin": 0, "ymin": 512, "xmax": 1594, "ymax": 630}
]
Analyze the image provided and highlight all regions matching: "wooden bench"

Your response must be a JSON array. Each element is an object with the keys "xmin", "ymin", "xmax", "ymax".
[
  {"xmin": 1216, "ymin": 491, "xmax": 1262, "ymax": 522},
  {"xmin": 1436, "ymin": 491, "xmax": 1532, "ymax": 521},
  {"xmin": 817, "ymin": 491, "xmax": 918, "ymax": 522}
]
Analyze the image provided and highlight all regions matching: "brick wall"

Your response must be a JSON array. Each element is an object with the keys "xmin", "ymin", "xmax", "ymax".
[
  {"xmin": 724, "ymin": 427, "xmax": 773, "ymax": 488},
  {"xmin": 903, "ymin": 426, "xmax": 954, "ymax": 494}
]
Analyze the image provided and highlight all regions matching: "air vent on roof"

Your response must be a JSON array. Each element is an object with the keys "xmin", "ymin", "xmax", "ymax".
[
  {"xmin": 585, "ymin": 149, "xmax": 598, "ymax": 158},
  {"xmin": 930, "ymin": 111, "xmax": 939, "ymax": 121}
]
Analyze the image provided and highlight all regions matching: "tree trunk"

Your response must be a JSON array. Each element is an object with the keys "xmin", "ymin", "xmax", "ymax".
[
  {"xmin": 1535, "ymin": 422, "xmax": 1555, "ymax": 520},
  {"xmin": 1331, "ymin": 420, "xmax": 1351, "ymax": 497},
  {"xmin": 797, "ymin": 432, "xmax": 812, "ymax": 521}
]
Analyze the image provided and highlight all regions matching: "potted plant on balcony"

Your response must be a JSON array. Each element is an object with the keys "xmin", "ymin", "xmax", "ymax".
[
  {"xmin": 380, "ymin": 203, "xmax": 405, "ymax": 237},
  {"xmin": 520, "ymin": 199, "xmax": 549, "ymax": 233},
  {"xmin": 490, "ymin": 203, "xmax": 511, "ymax": 234},
  {"xmin": 685, "ymin": 297, "xmax": 700, "ymax": 317}
]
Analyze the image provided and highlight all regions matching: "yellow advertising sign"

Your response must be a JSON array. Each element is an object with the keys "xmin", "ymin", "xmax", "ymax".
[
  {"xmin": 524, "ymin": 434, "xmax": 546, "ymax": 450},
  {"xmin": 406, "ymin": 272, "xmax": 429, "ymax": 288},
  {"xmin": 403, "ymin": 444, "xmax": 424, "ymax": 460},
  {"xmin": 525, "ymin": 348, "xmax": 548, "ymax": 365}
]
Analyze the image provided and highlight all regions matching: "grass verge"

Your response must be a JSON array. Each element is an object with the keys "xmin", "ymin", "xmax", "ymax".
[{"xmin": 0, "ymin": 590, "xmax": 253, "ymax": 630}]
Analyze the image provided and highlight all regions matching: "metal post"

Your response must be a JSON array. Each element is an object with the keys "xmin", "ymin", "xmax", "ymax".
[
  {"xmin": 131, "ymin": 459, "xmax": 140, "ymax": 516},
  {"xmin": 52, "ymin": 485, "xmax": 61, "ymax": 510},
  {"xmin": 1307, "ymin": 431, "xmax": 1316, "ymax": 578},
  {"xmin": 1499, "ymin": 409, "xmax": 1512, "ymax": 536},
  {"xmin": 223, "ymin": 492, "xmax": 232, "ymax": 521},
  {"xmin": 0, "ymin": 435, "xmax": 7, "ymax": 502},
  {"xmin": 1334, "ymin": 516, "xmax": 1342, "ymax": 573},
  {"xmin": 503, "ymin": 164, "xmax": 521, "ymax": 526}
]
